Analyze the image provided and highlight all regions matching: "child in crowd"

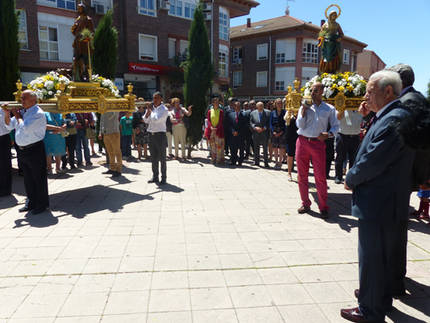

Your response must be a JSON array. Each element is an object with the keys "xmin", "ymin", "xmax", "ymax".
[
  {"xmin": 120, "ymin": 112, "xmax": 133, "ymax": 159},
  {"xmin": 413, "ymin": 180, "xmax": 430, "ymax": 221}
]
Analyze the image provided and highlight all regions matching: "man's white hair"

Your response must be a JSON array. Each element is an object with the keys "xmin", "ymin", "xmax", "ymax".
[{"xmin": 369, "ymin": 70, "xmax": 402, "ymax": 96}]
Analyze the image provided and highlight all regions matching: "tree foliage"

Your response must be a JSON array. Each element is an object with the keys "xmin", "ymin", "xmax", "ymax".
[
  {"xmin": 93, "ymin": 9, "xmax": 118, "ymax": 79},
  {"xmin": 427, "ymin": 80, "xmax": 430, "ymax": 103},
  {"xmin": 0, "ymin": 0, "xmax": 20, "ymax": 100},
  {"xmin": 183, "ymin": 5, "xmax": 213, "ymax": 145}
]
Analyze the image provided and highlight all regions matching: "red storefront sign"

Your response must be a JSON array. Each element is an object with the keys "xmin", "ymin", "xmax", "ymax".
[{"xmin": 128, "ymin": 62, "xmax": 174, "ymax": 75}]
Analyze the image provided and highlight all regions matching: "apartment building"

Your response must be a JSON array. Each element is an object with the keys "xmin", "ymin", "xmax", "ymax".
[
  {"xmin": 230, "ymin": 14, "xmax": 368, "ymax": 100},
  {"xmin": 15, "ymin": 0, "xmax": 259, "ymax": 99},
  {"xmin": 357, "ymin": 49, "xmax": 386, "ymax": 79}
]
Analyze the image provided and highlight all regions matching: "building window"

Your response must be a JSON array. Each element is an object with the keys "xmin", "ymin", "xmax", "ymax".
[
  {"xmin": 139, "ymin": 34, "xmax": 157, "ymax": 61},
  {"xmin": 168, "ymin": 38, "xmax": 176, "ymax": 59},
  {"xmin": 276, "ymin": 39, "xmax": 296, "ymax": 64},
  {"xmin": 351, "ymin": 53, "xmax": 357, "ymax": 72},
  {"xmin": 39, "ymin": 25, "xmax": 59, "ymax": 61},
  {"xmin": 233, "ymin": 71, "xmax": 243, "ymax": 88},
  {"xmin": 17, "ymin": 9, "xmax": 28, "ymax": 49},
  {"xmin": 275, "ymin": 66, "xmax": 295, "ymax": 91},
  {"xmin": 170, "ymin": 0, "xmax": 197, "ymax": 19},
  {"xmin": 138, "ymin": 0, "xmax": 156, "ymax": 16},
  {"xmin": 218, "ymin": 45, "xmax": 229, "ymax": 78},
  {"xmin": 302, "ymin": 40, "xmax": 318, "ymax": 64},
  {"xmin": 219, "ymin": 7, "xmax": 229, "ymax": 41},
  {"xmin": 179, "ymin": 39, "xmax": 188, "ymax": 57},
  {"xmin": 232, "ymin": 47, "xmax": 243, "ymax": 64},
  {"xmin": 301, "ymin": 67, "xmax": 317, "ymax": 85},
  {"xmin": 343, "ymin": 49, "xmax": 350, "ymax": 65},
  {"xmin": 257, "ymin": 43, "xmax": 268, "ymax": 60},
  {"xmin": 37, "ymin": 0, "xmax": 76, "ymax": 10},
  {"xmin": 256, "ymin": 71, "xmax": 267, "ymax": 88}
]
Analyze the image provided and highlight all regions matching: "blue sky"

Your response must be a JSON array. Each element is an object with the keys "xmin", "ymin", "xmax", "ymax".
[{"xmin": 231, "ymin": 0, "xmax": 430, "ymax": 95}]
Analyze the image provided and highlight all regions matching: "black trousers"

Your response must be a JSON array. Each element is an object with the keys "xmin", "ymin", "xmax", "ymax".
[
  {"xmin": 335, "ymin": 133, "xmax": 360, "ymax": 180},
  {"xmin": 391, "ymin": 220, "xmax": 408, "ymax": 296},
  {"xmin": 230, "ymin": 135, "xmax": 245, "ymax": 165},
  {"xmin": 325, "ymin": 137, "xmax": 334, "ymax": 177},
  {"xmin": 253, "ymin": 133, "xmax": 268, "ymax": 164},
  {"xmin": 244, "ymin": 133, "xmax": 253, "ymax": 157},
  {"xmin": 20, "ymin": 141, "xmax": 49, "ymax": 210},
  {"xmin": 149, "ymin": 132, "xmax": 167, "ymax": 180},
  {"xmin": 0, "ymin": 134, "xmax": 12, "ymax": 196},
  {"xmin": 358, "ymin": 219, "xmax": 396, "ymax": 322},
  {"xmin": 62, "ymin": 134, "xmax": 77, "ymax": 167}
]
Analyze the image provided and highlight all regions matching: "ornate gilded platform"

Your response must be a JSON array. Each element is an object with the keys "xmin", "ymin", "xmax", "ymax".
[{"xmin": 5, "ymin": 80, "xmax": 136, "ymax": 113}]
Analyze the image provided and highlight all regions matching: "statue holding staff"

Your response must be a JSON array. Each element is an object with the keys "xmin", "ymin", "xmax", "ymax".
[
  {"xmin": 71, "ymin": 3, "xmax": 94, "ymax": 81},
  {"xmin": 318, "ymin": 4, "xmax": 344, "ymax": 74}
]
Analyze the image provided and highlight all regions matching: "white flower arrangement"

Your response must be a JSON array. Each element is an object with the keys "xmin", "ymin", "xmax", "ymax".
[
  {"xmin": 27, "ymin": 71, "xmax": 71, "ymax": 100},
  {"xmin": 301, "ymin": 72, "xmax": 367, "ymax": 99},
  {"xmin": 91, "ymin": 74, "xmax": 120, "ymax": 97}
]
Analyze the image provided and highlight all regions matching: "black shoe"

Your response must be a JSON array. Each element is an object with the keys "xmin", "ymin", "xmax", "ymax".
[
  {"xmin": 320, "ymin": 210, "xmax": 329, "ymax": 219},
  {"xmin": 254, "ymin": 162, "xmax": 260, "ymax": 166},
  {"xmin": 148, "ymin": 178, "xmax": 159, "ymax": 183},
  {"xmin": 334, "ymin": 178, "xmax": 343, "ymax": 184},
  {"xmin": 32, "ymin": 207, "xmax": 48, "ymax": 215},
  {"xmin": 102, "ymin": 170, "xmax": 114, "ymax": 175},
  {"xmin": 19, "ymin": 206, "xmax": 31, "ymax": 213},
  {"xmin": 230, "ymin": 161, "xmax": 236, "ymax": 166},
  {"xmin": 264, "ymin": 163, "xmax": 270, "ymax": 168},
  {"xmin": 111, "ymin": 171, "xmax": 121, "ymax": 178},
  {"xmin": 159, "ymin": 179, "xmax": 167, "ymax": 185},
  {"xmin": 86, "ymin": 162, "xmax": 93, "ymax": 167},
  {"xmin": 70, "ymin": 165, "xmax": 76, "ymax": 169},
  {"xmin": 298, "ymin": 206, "xmax": 310, "ymax": 214}
]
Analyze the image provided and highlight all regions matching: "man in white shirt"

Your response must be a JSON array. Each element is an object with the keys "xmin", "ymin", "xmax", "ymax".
[
  {"xmin": 0, "ymin": 108, "xmax": 12, "ymax": 197},
  {"xmin": 295, "ymin": 82, "xmax": 339, "ymax": 218},
  {"xmin": 2, "ymin": 90, "xmax": 49, "ymax": 214},
  {"xmin": 143, "ymin": 92, "xmax": 169, "ymax": 185}
]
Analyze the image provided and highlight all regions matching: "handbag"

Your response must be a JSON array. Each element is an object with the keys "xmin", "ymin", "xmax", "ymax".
[{"xmin": 53, "ymin": 114, "xmax": 69, "ymax": 137}]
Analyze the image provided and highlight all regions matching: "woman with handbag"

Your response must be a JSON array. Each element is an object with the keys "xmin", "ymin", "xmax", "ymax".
[
  {"xmin": 44, "ymin": 112, "xmax": 67, "ymax": 174},
  {"xmin": 61, "ymin": 113, "xmax": 78, "ymax": 170}
]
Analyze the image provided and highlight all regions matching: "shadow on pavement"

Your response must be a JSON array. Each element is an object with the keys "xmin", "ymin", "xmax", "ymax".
[
  {"xmin": 387, "ymin": 307, "xmax": 426, "ymax": 323},
  {"xmin": 14, "ymin": 210, "xmax": 61, "ymax": 228},
  {"xmin": 0, "ymin": 195, "xmax": 19, "ymax": 210}
]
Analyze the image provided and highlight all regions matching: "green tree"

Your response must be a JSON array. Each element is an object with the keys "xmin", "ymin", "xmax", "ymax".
[
  {"xmin": 427, "ymin": 80, "xmax": 430, "ymax": 103},
  {"xmin": 92, "ymin": 9, "xmax": 118, "ymax": 150},
  {"xmin": 183, "ymin": 5, "xmax": 213, "ymax": 147},
  {"xmin": 0, "ymin": 0, "xmax": 20, "ymax": 100},
  {"xmin": 93, "ymin": 9, "xmax": 118, "ymax": 79}
]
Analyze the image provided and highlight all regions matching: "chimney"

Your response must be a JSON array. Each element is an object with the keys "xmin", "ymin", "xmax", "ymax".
[
  {"xmin": 285, "ymin": 6, "xmax": 290, "ymax": 16},
  {"xmin": 320, "ymin": 19, "xmax": 326, "ymax": 26},
  {"xmin": 247, "ymin": 18, "xmax": 251, "ymax": 28}
]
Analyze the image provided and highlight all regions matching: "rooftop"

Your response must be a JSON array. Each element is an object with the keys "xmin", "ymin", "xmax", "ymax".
[{"xmin": 231, "ymin": 14, "xmax": 367, "ymax": 47}]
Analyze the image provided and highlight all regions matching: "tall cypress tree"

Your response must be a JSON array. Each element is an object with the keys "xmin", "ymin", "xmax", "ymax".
[
  {"xmin": 92, "ymin": 9, "xmax": 118, "ymax": 150},
  {"xmin": 184, "ymin": 5, "xmax": 213, "ymax": 146},
  {"xmin": 0, "ymin": 0, "xmax": 20, "ymax": 100},
  {"xmin": 93, "ymin": 9, "xmax": 118, "ymax": 79}
]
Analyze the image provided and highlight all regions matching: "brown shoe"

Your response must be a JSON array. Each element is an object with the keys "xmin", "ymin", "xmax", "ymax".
[
  {"xmin": 340, "ymin": 307, "xmax": 370, "ymax": 322},
  {"xmin": 298, "ymin": 206, "xmax": 310, "ymax": 214}
]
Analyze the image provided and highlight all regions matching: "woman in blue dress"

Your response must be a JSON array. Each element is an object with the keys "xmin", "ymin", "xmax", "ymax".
[{"xmin": 44, "ymin": 112, "xmax": 66, "ymax": 174}]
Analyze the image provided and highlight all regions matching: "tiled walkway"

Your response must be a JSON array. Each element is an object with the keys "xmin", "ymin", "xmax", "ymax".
[{"xmin": 0, "ymin": 149, "xmax": 429, "ymax": 322}]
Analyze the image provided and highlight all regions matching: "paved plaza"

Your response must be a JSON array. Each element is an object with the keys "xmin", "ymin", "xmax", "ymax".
[{"xmin": 0, "ymin": 149, "xmax": 429, "ymax": 323}]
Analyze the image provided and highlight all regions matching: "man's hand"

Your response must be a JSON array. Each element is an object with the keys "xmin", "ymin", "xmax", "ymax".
[
  {"xmin": 98, "ymin": 134, "xmax": 103, "ymax": 140},
  {"xmin": 1, "ymin": 103, "xmax": 8, "ymax": 111},
  {"xmin": 344, "ymin": 182, "xmax": 352, "ymax": 191},
  {"xmin": 255, "ymin": 126, "xmax": 262, "ymax": 133},
  {"xmin": 358, "ymin": 101, "xmax": 370, "ymax": 117},
  {"xmin": 233, "ymin": 131, "xmax": 238, "ymax": 137},
  {"xmin": 317, "ymin": 132, "xmax": 329, "ymax": 141}
]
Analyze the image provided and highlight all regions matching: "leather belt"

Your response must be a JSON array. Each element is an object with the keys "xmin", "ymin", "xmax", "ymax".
[
  {"xmin": 18, "ymin": 140, "xmax": 42, "ymax": 150},
  {"xmin": 299, "ymin": 135, "xmax": 319, "ymax": 141}
]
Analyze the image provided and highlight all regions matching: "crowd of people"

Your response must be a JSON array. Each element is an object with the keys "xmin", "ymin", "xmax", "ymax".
[{"xmin": 1, "ymin": 64, "xmax": 430, "ymax": 323}]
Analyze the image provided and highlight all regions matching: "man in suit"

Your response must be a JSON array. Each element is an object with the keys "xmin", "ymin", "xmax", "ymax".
[
  {"xmin": 227, "ymin": 101, "xmax": 246, "ymax": 166},
  {"xmin": 223, "ymin": 97, "xmax": 235, "ymax": 157},
  {"xmin": 341, "ymin": 70, "xmax": 415, "ymax": 323},
  {"xmin": 0, "ymin": 109, "xmax": 12, "ymax": 197},
  {"xmin": 296, "ymin": 83, "xmax": 339, "ymax": 218},
  {"xmin": 249, "ymin": 102, "xmax": 270, "ymax": 168},
  {"xmin": 385, "ymin": 64, "xmax": 430, "ymax": 298},
  {"xmin": 243, "ymin": 100, "xmax": 254, "ymax": 159}
]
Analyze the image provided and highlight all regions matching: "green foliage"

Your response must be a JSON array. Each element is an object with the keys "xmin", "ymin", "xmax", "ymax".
[
  {"xmin": 427, "ymin": 80, "xmax": 430, "ymax": 103},
  {"xmin": 223, "ymin": 88, "xmax": 233, "ymax": 103},
  {"xmin": 93, "ymin": 9, "xmax": 118, "ymax": 79},
  {"xmin": 183, "ymin": 5, "xmax": 213, "ymax": 145},
  {"xmin": 92, "ymin": 9, "xmax": 118, "ymax": 144},
  {"xmin": 0, "ymin": 0, "xmax": 20, "ymax": 100}
]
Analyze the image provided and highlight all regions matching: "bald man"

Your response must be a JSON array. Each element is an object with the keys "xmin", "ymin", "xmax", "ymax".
[{"xmin": 2, "ymin": 90, "xmax": 49, "ymax": 214}]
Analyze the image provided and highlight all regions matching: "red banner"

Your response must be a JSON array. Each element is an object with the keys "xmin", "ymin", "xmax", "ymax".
[{"xmin": 128, "ymin": 62, "xmax": 174, "ymax": 75}]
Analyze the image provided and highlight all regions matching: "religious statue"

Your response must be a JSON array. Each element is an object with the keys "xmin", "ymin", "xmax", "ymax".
[
  {"xmin": 71, "ymin": 3, "xmax": 94, "ymax": 81},
  {"xmin": 318, "ymin": 4, "xmax": 344, "ymax": 74}
]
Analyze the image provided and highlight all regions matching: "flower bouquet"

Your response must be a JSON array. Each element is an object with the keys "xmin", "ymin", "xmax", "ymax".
[
  {"xmin": 27, "ymin": 71, "xmax": 71, "ymax": 100},
  {"xmin": 91, "ymin": 74, "xmax": 120, "ymax": 97}
]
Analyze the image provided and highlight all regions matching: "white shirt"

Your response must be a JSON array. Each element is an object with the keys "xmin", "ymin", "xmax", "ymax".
[
  {"xmin": 0, "ymin": 110, "xmax": 11, "ymax": 136},
  {"xmin": 143, "ymin": 104, "xmax": 169, "ymax": 133},
  {"xmin": 5, "ymin": 105, "xmax": 47, "ymax": 146},
  {"xmin": 296, "ymin": 101, "xmax": 339, "ymax": 138}
]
